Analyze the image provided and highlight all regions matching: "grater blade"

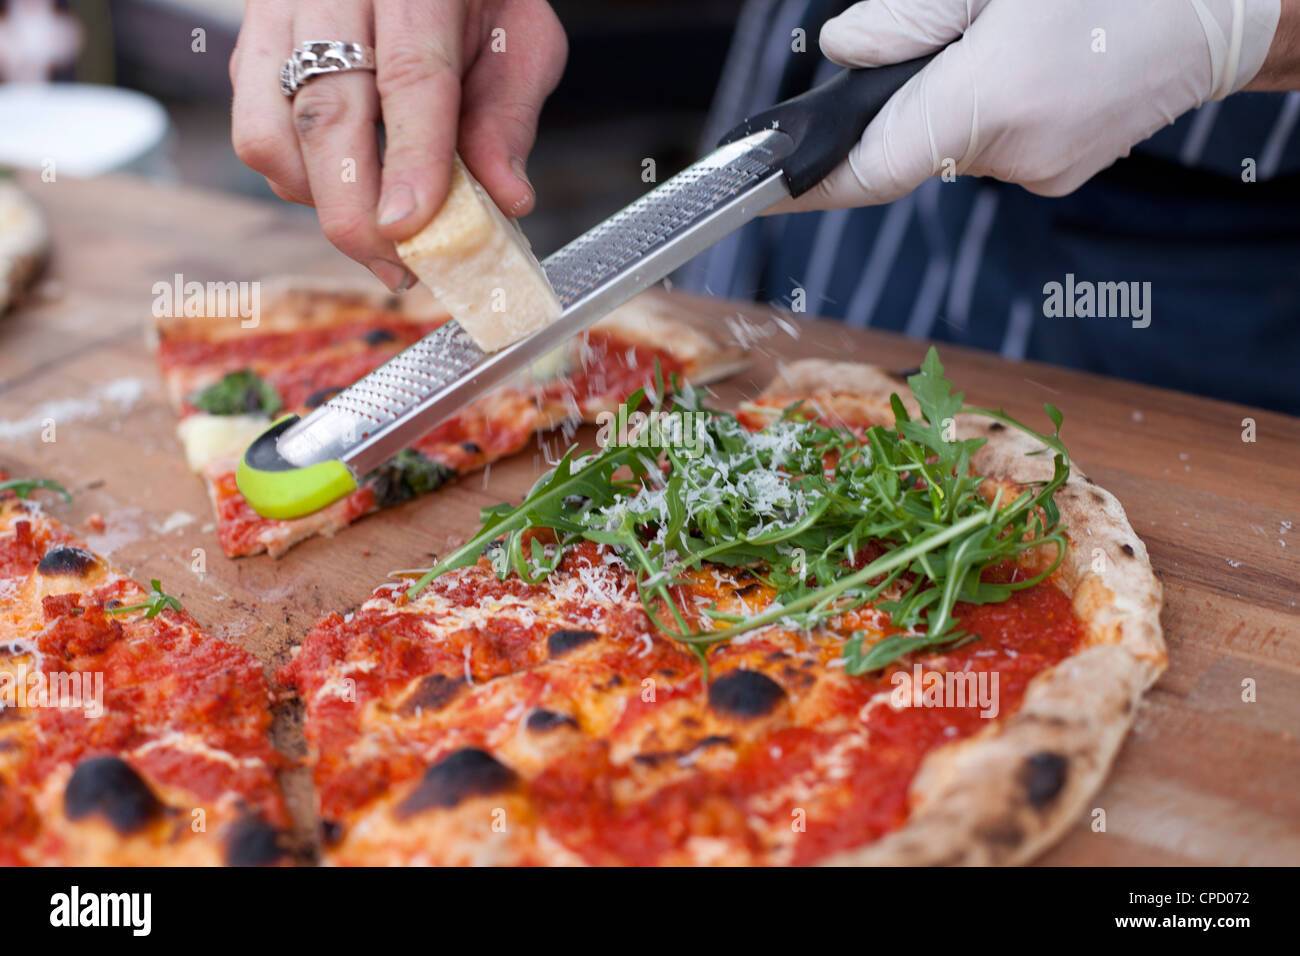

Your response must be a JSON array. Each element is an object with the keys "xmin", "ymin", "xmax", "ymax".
[{"xmin": 274, "ymin": 127, "xmax": 794, "ymax": 478}]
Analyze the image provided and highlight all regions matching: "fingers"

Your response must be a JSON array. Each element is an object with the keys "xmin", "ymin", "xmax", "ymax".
[
  {"xmin": 290, "ymin": 2, "xmax": 413, "ymax": 290},
  {"xmin": 777, "ymin": 43, "xmax": 976, "ymax": 211},
  {"xmin": 458, "ymin": 0, "xmax": 568, "ymax": 218},
  {"xmin": 820, "ymin": 0, "xmax": 989, "ymax": 67},
  {"xmin": 372, "ymin": 0, "xmax": 468, "ymax": 241},
  {"xmin": 231, "ymin": 0, "xmax": 310, "ymax": 203}
]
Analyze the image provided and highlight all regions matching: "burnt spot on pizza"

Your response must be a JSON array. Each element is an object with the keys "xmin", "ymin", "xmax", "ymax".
[
  {"xmin": 1083, "ymin": 474, "xmax": 1097, "ymax": 485},
  {"xmin": 1019, "ymin": 751, "xmax": 1069, "ymax": 809},
  {"xmin": 223, "ymin": 815, "xmax": 285, "ymax": 867},
  {"xmin": 733, "ymin": 582, "xmax": 762, "ymax": 598},
  {"xmin": 1090, "ymin": 491, "xmax": 1106, "ymax": 506},
  {"xmin": 1120, "ymin": 544, "xmax": 1135, "ymax": 558},
  {"xmin": 37, "ymin": 545, "xmax": 98, "ymax": 577},
  {"xmin": 480, "ymin": 536, "xmax": 505, "ymax": 557},
  {"xmin": 461, "ymin": 441, "xmax": 483, "ymax": 455},
  {"xmin": 696, "ymin": 735, "xmax": 733, "ymax": 750},
  {"xmin": 987, "ymin": 422, "xmax": 1006, "ymax": 432},
  {"xmin": 633, "ymin": 751, "xmax": 672, "ymax": 767},
  {"xmin": 765, "ymin": 650, "xmax": 790, "ymax": 661},
  {"xmin": 396, "ymin": 748, "xmax": 517, "ymax": 817},
  {"xmin": 362, "ymin": 327, "xmax": 398, "ymax": 345},
  {"xmin": 396, "ymin": 674, "xmax": 463, "ymax": 716},
  {"xmin": 548, "ymin": 628, "xmax": 599, "ymax": 657},
  {"xmin": 320, "ymin": 819, "xmax": 345, "ymax": 846},
  {"xmin": 526, "ymin": 709, "xmax": 577, "ymax": 733},
  {"xmin": 304, "ymin": 385, "xmax": 344, "ymax": 408},
  {"xmin": 63, "ymin": 756, "xmax": 164, "ymax": 835},
  {"xmin": 895, "ymin": 366, "xmax": 922, "ymax": 378},
  {"xmin": 708, "ymin": 670, "xmax": 786, "ymax": 719}
]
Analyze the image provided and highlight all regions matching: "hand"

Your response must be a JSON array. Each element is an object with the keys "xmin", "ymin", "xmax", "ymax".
[
  {"xmin": 781, "ymin": 0, "xmax": 1281, "ymax": 212},
  {"xmin": 230, "ymin": 0, "xmax": 567, "ymax": 290}
]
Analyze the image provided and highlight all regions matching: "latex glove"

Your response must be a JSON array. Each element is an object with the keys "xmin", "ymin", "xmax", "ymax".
[{"xmin": 782, "ymin": 0, "xmax": 1282, "ymax": 211}]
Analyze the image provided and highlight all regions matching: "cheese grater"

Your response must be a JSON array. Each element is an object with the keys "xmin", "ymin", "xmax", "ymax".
[{"xmin": 237, "ymin": 55, "xmax": 934, "ymax": 519}]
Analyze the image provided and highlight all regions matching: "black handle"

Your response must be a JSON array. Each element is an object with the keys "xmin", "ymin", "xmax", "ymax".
[{"xmin": 719, "ymin": 54, "xmax": 935, "ymax": 198}]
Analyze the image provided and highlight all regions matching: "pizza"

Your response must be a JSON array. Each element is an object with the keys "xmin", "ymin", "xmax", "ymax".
[
  {"xmin": 279, "ymin": 351, "xmax": 1166, "ymax": 865},
  {"xmin": 0, "ymin": 478, "xmax": 290, "ymax": 865},
  {"xmin": 0, "ymin": 180, "xmax": 48, "ymax": 316},
  {"xmin": 153, "ymin": 281, "xmax": 743, "ymax": 558}
]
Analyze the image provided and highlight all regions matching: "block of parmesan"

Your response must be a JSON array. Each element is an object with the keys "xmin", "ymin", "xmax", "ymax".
[{"xmin": 396, "ymin": 155, "xmax": 562, "ymax": 352}]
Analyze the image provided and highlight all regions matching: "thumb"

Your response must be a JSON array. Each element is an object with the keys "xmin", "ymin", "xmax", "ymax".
[
  {"xmin": 777, "ymin": 42, "xmax": 976, "ymax": 211},
  {"xmin": 820, "ymin": 0, "xmax": 985, "ymax": 67}
]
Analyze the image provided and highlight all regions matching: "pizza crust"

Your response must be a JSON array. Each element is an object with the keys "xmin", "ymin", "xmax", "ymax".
[
  {"xmin": 0, "ymin": 181, "xmax": 49, "ymax": 315},
  {"xmin": 756, "ymin": 359, "xmax": 1166, "ymax": 865}
]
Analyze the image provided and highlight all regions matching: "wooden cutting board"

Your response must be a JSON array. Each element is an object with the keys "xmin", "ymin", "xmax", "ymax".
[{"xmin": 2, "ymin": 172, "xmax": 1297, "ymax": 865}]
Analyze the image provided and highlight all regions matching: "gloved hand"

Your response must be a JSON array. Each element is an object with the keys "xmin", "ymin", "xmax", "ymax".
[{"xmin": 781, "ymin": 0, "xmax": 1282, "ymax": 211}]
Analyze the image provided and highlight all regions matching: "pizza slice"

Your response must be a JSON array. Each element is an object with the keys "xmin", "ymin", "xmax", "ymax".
[
  {"xmin": 154, "ymin": 282, "xmax": 744, "ymax": 558},
  {"xmin": 279, "ymin": 351, "xmax": 1165, "ymax": 866},
  {"xmin": 0, "ymin": 477, "xmax": 290, "ymax": 865}
]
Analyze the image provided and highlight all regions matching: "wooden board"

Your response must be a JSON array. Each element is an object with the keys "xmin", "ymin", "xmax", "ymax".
[{"xmin": 2, "ymin": 172, "xmax": 1298, "ymax": 865}]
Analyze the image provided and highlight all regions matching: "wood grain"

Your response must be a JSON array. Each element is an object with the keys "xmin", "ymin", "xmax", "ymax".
[{"xmin": 2, "ymin": 172, "xmax": 1297, "ymax": 865}]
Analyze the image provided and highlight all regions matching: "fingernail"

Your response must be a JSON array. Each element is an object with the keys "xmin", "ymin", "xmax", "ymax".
[
  {"xmin": 368, "ymin": 259, "xmax": 417, "ymax": 293},
  {"xmin": 378, "ymin": 184, "xmax": 416, "ymax": 226},
  {"xmin": 509, "ymin": 158, "xmax": 534, "ymax": 216},
  {"xmin": 510, "ymin": 157, "xmax": 532, "ymax": 192}
]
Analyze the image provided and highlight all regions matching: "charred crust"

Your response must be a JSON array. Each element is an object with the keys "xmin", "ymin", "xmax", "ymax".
[
  {"xmin": 460, "ymin": 441, "xmax": 483, "ymax": 455},
  {"xmin": 223, "ymin": 815, "xmax": 285, "ymax": 867},
  {"xmin": 362, "ymin": 327, "xmax": 397, "ymax": 345},
  {"xmin": 396, "ymin": 674, "xmax": 463, "ymax": 716},
  {"xmin": 548, "ymin": 628, "xmax": 599, "ymax": 657},
  {"xmin": 320, "ymin": 819, "xmax": 344, "ymax": 846},
  {"xmin": 37, "ymin": 546, "xmax": 98, "ymax": 577},
  {"xmin": 1120, "ymin": 544, "xmax": 1135, "ymax": 557},
  {"xmin": 526, "ymin": 709, "xmax": 577, "ymax": 733},
  {"xmin": 708, "ymin": 670, "xmax": 786, "ymax": 718},
  {"xmin": 396, "ymin": 749, "xmax": 517, "ymax": 817},
  {"xmin": 64, "ymin": 756, "xmax": 164, "ymax": 835},
  {"xmin": 987, "ymin": 422, "xmax": 1006, "ymax": 432},
  {"xmin": 1019, "ymin": 751, "xmax": 1069, "ymax": 809}
]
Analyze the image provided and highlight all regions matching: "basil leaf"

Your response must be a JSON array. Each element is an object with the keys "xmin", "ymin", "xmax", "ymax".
[
  {"xmin": 189, "ymin": 370, "xmax": 282, "ymax": 416},
  {"xmin": 366, "ymin": 449, "xmax": 454, "ymax": 508}
]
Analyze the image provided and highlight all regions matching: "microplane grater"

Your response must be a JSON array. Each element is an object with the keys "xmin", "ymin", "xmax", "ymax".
[{"xmin": 273, "ymin": 128, "xmax": 795, "ymax": 476}]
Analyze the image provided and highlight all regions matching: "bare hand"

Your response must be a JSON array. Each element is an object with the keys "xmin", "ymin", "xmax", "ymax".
[{"xmin": 230, "ymin": 0, "xmax": 567, "ymax": 290}]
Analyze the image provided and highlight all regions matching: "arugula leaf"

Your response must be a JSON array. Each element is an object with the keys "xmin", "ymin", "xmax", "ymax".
[
  {"xmin": 408, "ymin": 349, "xmax": 1072, "ymax": 676},
  {"xmin": 0, "ymin": 478, "xmax": 71, "ymax": 502},
  {"xmin": 189, "ymin": 370, "xmax": 282, "ymax": 416},
  {"xmin": 107, "ymin": 579, "xmax": 183, "ymax": 619}
]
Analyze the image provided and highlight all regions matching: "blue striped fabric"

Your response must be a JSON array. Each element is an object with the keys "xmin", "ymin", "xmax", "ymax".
[{"xmin": 676, "ymin": 0, "xmax": 1300, "ymax": 413}]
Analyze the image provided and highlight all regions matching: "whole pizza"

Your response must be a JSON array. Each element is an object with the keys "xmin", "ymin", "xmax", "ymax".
[
  {"xmin": 277, "ymin": 345, "xmax": 1165, "ymax": 865},
  {"xmin": 2, "ymin": 289, "xmax": 1164, "ymax": 866}
]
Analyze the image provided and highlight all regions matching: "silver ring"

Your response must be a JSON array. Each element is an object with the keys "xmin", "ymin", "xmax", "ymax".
[{"xmin": 280, "ymin": 41, "xmax": 376, "ymax": 98}]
